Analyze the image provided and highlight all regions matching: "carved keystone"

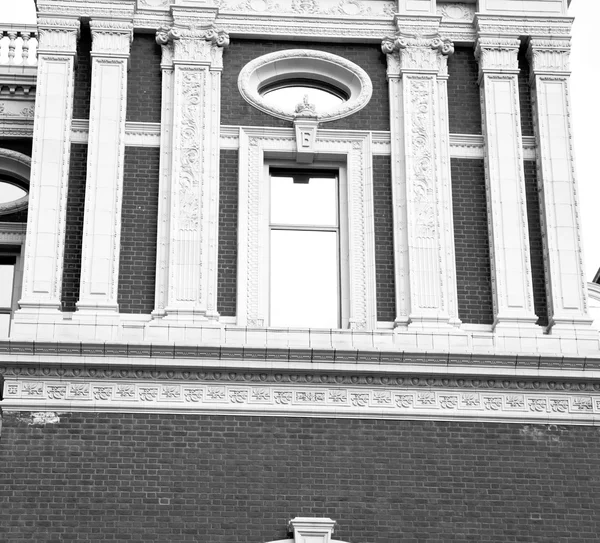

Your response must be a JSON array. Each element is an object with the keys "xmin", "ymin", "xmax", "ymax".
[{"xmin": 289, "ymin": 517, "xmax": 336, "ymax": 543}]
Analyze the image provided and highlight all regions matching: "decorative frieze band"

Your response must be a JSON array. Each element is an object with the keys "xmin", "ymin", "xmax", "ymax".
[{"xmin": 5, "ymin": 375, "xmax": 600, "ymax": 425}]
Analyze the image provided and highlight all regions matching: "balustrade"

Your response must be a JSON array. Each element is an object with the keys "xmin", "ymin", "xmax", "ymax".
[{"xmin": 0, "ymin": 25, "xmax": 38, "ymax": 67}]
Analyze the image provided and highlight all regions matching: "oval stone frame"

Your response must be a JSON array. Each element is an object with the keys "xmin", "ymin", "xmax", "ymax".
[
  {"xmin": 0, "ymin": 149, "xmax": 30, "ymax": 217},
  {"xmin": 238, "ymin": 49, "xmax": 373, "ymax": 122}
]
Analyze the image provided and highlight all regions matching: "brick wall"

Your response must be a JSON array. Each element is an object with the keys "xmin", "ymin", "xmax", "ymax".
[
  {"xmin": 118, "ymin": 147, "xmax": 160, "ymax": 314},
  {"xmin": 221, "ymin": 40, "xmax": 389, "ymax": 131},
  {"xmin": 447, "ymin": 46, "xmax": 482, "ymax": 135},
  {"xmin": 73, "ymin": 24, "xmax": 92, "ymax": 120},
  {"xmin": 61, "ymin": 144, "xmax": 87, "ymax": 312},
  {"xmin": 524, "ymin": 160, "xmax": 548, "ymax": 326},
  {"xmin": 451, "ymin": 158, "xmax": 494, "ymax": 325},
  {"xmin": 519, "ymin": 47, "xmax": 535, "ymax": 137},
  {"xmin": 218, "ymin": 149, "xmax": 238, "ymax": 317},
  {"xmin": 1, "ymin": 412, "xmax": 599, "ymax": 541},
  {"xmin": 127, "ymin": 33, "xmax": 162, "ymax": 123},
  {"xmin": 373, "ymin": 155, "xmax": 395, "ymax": 322}
]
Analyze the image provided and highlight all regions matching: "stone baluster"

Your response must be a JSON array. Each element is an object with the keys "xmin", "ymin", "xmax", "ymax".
[
  {"xmin": 382, "ymin": 19, "xmax": 460, "ymax": 329},
  {"xmin": 76, "ymin": 19, "xmax": 132, "ymax": 315},
  {"xmin": 7, "ymin": 31, "xmax": 17, "ymax": 63},
  {"xmin": 21, "ymin": 32, "xmax": 31, "ymax": 64},
  {"xmin": 528, "ymin": 34, "xmax": 594, "ymax": 336},
  {"xmin": 15, "ymin": 17, "xmax": 80, "ymax": 323},
  {"xmin": 475, "ymin": 23, "xmax": 538, "ymax": 332}
]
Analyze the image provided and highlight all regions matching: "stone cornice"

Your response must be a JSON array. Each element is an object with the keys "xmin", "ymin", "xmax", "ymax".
[
  {"xmin": 36, "ymin": 0, "xmax": 135, "ymax": 20},
  {"xmin": 474, "ymin": 14, "xmax": 572, "ymax": 39}
]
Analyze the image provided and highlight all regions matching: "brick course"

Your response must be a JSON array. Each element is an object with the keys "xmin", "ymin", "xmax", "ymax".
[
  {"xmin": 447, "ymin": 46, "xmax": 482, "ymax": 135},
  {"xmin": 118, "ymin": 147, "xmax": 160, "ymax": 314},
  {"xmin": 373, "ymin": 155, "xmax": 396, "ymax": 322},
  {"xmin": 61, "ymin": 144, "xmax": 87, "ymax": 312},
  {"xmin": 451, "ymin": 158, "xmax": 494, "ymax": 325},
  {"xmin": 519, "ymin": 47, "xmax": 535, "ymax": 138},
  {"xmin": 73, "ymin": 24, "xmax": 92, "ymax": 120},
  {"xmin": 218, "ymin": 149, "xmax": 239, "ymax": 317},
  {"xmin": 1, "ymin": 412, "xmax": 599, "ymax": 542},
  {"xmin": 127, "ymin": 33, "xmax": 163, "ymax": 123},
  {"xmin": 524, "ymin": 160, "xmax": 548, "ymax": 326},
  {"xmin": 221, "ymin": 40, "xmax": 389, "ymax": 131}
]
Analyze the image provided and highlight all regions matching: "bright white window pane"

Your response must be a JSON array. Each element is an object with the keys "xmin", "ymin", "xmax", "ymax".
[
  {"xmin": 0, "ymin": 264, "xmax": 15, "ymax": 307},
  {"xmin": 0, "ymin": 182, "xmax": 26, "ymax": 204},
  {"xmin": 271, "ymin": 175, "xmax": 337, "ymax": 226},
  {"xmin": 270, "ymin": 230, "xmax": 338, "ymax": 328},
  {"xmin": 264, "ymin": 86, "xmax": 344, "ymax": 114}
]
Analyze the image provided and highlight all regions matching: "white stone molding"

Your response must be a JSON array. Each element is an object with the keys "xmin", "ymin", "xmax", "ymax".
[
  {"xmin": 382, "ymin": 30, "xmax": 459, "ymax": 329},
  {"xmin": 475, "ymin": 15, "xmax": 572, "ymax": 41},
  {"xmin": 70, "ymin": 119, "xmax": 161, "ymax": 146},
  {"xmin": 0, "ymin": 149, "xmax": 30, "ymax": 216},
  {"xmin": 236, "ymin": 126, "xmax": 377, "ymax": 330},
  {"xmin": 478, "ymin": 0, "xmax": 568, "ymax": 17},
  {"xmin": 37, "ymin": 0, "xmax": 136, "ymax": 20},
  {"xmin": 154, "ymin": 22, "xmax": 229, "ymax": 322},
  {"xmin": 287, "ymin": 518, "xmax": 337, "ymax": 543},
  {"xmin": 76, "ymin": 19, "xmax": 133, "ymax": 315},
  {"xmin": 528, "ymin": 37, "xmax": 593, "ymax": 336},
  {"xmin": 475, "ymin": 33, "xmax": 538, "ymax": 332},
  {"xmin": 0, "ymin": 118, "xmax": 33, "ymax": 138},
  {"xmin": 437, "ymin": 3, "xmax": 475, "ymax": 23},
  {"xmin": 15, "ymin": 16, "xmax": 79, "ymax": 319},
  {"xmin": 0, "ymin": 222, "xmax": 26, "ymax": 244},
  {"xmin": 237, "ymin": 49, "xmax": 373, "ymax": 123},
  {"xmin": 4, "ymin": 371, "xmax": 600, "ymax": 425}
]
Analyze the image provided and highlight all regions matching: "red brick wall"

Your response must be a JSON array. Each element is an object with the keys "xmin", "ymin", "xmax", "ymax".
[
  {"xmin": 61, "ymin": 144, "xmax": 88, "ymax": 312},
  {"xmin": 451, "ymin": 158, "xmax": 494, "ymax": 325},
  {"xmin": 218, "ymin": 149, "xmax": 239, "ymax": 317},
  {"xmin": 447, "ymin": 46, "xmax": 482, "ymax": 135},
  {"xmin": 525, "ymin": 160, "xmax": 548, "ymax": 326},
  {"xmin": 73, "ymin": 24, "xmax": 92, "ymax": 120},
  {"xmin": 221, "ymin": 39, "xmax": 389, "ymax": 131},
  {"xmin": 519, "ymin": 47, "xmax": 535, "ymax": 137},
  {"xmin": 373, "ymin": 155, "xmax": 396, "ymax": 322},
  {"xmin": 1, "ymin": 412, "xmax": 599, "ymax": 542},
  {"xmin": 118, "ymin": 147, "xmax": 160, "ymax": 314},
  {"xmin": 127, "ymin": 33, "xmax": 163, "ymax": 123}
]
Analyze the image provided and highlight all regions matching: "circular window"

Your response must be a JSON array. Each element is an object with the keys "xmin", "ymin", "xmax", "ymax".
[
  {"xmin": 238, "ymin": 49, "xmax": 373, "ymax": 122},
  {"xmin": 0, "ymin": 149, "xmax": 30, "ymax": 217}
]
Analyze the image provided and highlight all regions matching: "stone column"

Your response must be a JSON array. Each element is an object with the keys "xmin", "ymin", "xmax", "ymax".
[
  {"xmin": 17, "ymin": 16, "xmax": 79, "ymax": 317},
  {"xmin": 475, "ymin": 27, "xmax": 538, "ymax": 332},
  {"xmin": 156, "ymin": 9, "xmax": 228, "ymax": 322},
  {"xmin": 528, "ymin": 35, "xmax": 593, "ymax": 334},
  {"xmin": 383, "ymin": 21, "xmax": 460, "ymax": 329},
  {"xmin": 76, "ymin": 19, "xmax": 132, "ymax": 314}
]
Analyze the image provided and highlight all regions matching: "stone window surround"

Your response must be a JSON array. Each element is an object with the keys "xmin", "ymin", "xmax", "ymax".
[{"xmin": 237, "ymin": 49, "xmax": 373, "ymax": 123}]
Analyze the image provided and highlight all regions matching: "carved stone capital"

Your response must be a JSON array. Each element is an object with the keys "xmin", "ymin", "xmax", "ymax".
[
  {"xmin": 527, "ymin": 38, "xmax": 571, "ymax": 76},
  {"xmin": 156, "ymin": 24, "xmax": 229, "ymax": 66},
  {"xmin": 475, "ymin": 37, "xmax": 520, "ymax": 75},
  {"xmin": 36, "ymin": 17, "xmax": 80, "ymax": 54},
  {"xmin": 382, "ymin": 33, "xmax": 453, "ymax": 74},
  {"xmin": 90, "ymin": 19, "xmax": 133, "ymax": 57}
]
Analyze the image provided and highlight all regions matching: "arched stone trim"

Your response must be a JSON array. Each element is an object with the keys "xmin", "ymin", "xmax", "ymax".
[
  {"xmin": 0, "ymin": 148, "xmax": 30, "ymax": 216},
  {"xmin": 238, "ymin": 49, "xmax": 373, "ymax": 122}
]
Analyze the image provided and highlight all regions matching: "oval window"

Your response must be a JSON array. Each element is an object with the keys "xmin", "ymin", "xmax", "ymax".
[
  {"xmin": 238, "ymin": 49, "xmax": 372, "ymax": 122},
  {"xmin": 0, "ymin": 181, "xmax": 27, "ymax": 204}
]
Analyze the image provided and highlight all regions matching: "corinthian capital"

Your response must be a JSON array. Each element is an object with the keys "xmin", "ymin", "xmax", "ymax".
[{"xmin": 382, "ymin": 33, "xmax": 454, "ymax": 74}]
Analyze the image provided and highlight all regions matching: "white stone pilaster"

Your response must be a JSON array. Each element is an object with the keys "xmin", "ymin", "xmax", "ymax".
[
  {"xmin": 383, "ymin": 21, "xmax": 460, "ymax": 329},
  {"xmin": 475, "ymin": 27, "xmax": 538, "ymax": 332},
  {"xmin": 16, "ymin": 16, "xmax": 79, "ymax": 317},
  {"xmin": 76, "ymin": 19, "xmax": 132, "ymax": 314},
  {"xmin": 153, "ymin": 32, "xmax": 175, "ymax": 319},
  {"xmin": 528, "ymin": 36, "xmax": 593, "ymax": 335},
  {"xmin": 156, "ymin": 10, "xmax": 228, "ymax": 322}
]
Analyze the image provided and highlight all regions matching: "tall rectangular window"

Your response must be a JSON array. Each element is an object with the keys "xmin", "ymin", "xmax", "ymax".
[
  {"xmin": 269, "ymin": 168, "xmax": 340, "ymax": 328},
  {"xmin": 0, "ymin": 254, "xmax": 17, "ymax": 337}
]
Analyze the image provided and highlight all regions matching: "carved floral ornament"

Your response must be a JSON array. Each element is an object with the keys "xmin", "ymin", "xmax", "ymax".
[
  {"xmin": 155, "ymin": 24, "xmax": 229, "ymax": 63},
  {"xmin": 381, "ymin": 33, "xmax": 454, "ymax": 73},
  {"xmin": 238, "ymin": 49, "xmax": 372, "ymax": 122}
]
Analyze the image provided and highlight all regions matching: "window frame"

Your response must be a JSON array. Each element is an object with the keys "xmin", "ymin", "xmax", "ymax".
[
  {"xmin": 266, "ymin": 165, "xmax": 349, "ymax": 329},
  {"xmin": 235, "ymin": 127, "xmax": 377, "ymax": 330}
]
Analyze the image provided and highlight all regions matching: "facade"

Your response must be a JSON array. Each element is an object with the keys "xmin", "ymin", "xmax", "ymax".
[{"xmin": 1, "ymin": 0, "xmax": 600, "ymax": 540}]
